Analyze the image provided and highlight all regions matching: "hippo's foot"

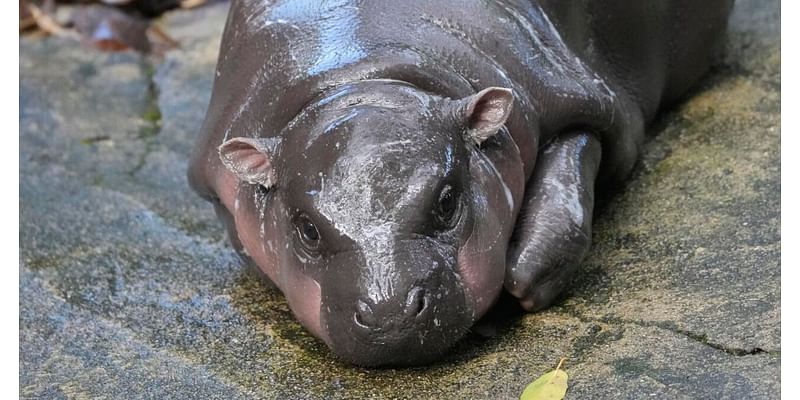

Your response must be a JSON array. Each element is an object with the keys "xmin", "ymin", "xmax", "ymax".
[{"xmin": 505, "ymin": 132, "xmax": 602, "ymax": 311}]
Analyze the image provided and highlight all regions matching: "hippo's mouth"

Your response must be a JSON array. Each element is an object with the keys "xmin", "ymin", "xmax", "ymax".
[
  {"xmin": 319, "ymin": 277, "xmax": 473, "ymax": 367},
  {"xmin": 323, "ymin": 310, "xmax": 472, "ymax": 367}
]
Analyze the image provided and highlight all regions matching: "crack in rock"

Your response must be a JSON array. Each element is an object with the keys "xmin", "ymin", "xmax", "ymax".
[
  {"xmin": 129, "ymin": 60, "xmax": 163, "ymax": 176},
  {"xmin": 567, "ymin": 312, "xmax": 777, "ymax": 357}
]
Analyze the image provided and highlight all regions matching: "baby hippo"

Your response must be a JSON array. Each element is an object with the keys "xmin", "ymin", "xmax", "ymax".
[{"xmin": 188, "ymin": 0, "xmax": 734, "ymax": 366}]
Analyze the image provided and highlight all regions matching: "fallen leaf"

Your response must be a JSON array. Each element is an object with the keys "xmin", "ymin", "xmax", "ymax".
[
  {"xmin": 146, "ymin": 23, "xmax": 180, "ymax": 55},
  {"xmin": 72, "ymin": 5, "xmax": 152, "ymax": 52},
  {"xmin": 100, "ymin": 0, "xmax": 136, "ymax": 5},
  {"xmin": 25, "ymin": 2, "xmax": 76, "ymax": 37},
  {"xmin": 180, "ymin": 0, "xmax": 207, "ymax": 9},
  {"xmin": 20, "ymin": 0, "xmax": 36, "ymax": 32},
  {"xmin": 68, "ymin": 4, "xmax": 175, "ymax": 55},
  {"xmin": 520, "ymin": 358, "xmax": 569, "ymax": 400}
]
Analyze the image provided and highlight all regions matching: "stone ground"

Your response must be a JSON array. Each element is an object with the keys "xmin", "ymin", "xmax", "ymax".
[{"xmin": 19, "ymin": 0, "xmax": 780, "ymax": 398}]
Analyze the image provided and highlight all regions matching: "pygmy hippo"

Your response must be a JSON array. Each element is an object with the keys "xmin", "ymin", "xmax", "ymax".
[{"xmin": 188, "ymin": 0, "xmax": 734, "ymax": 366}]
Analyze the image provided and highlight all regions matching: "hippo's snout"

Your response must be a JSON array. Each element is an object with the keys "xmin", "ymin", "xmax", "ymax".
[
  {"xmin": 322, "ymin": 256, "xmax": 472, "ymax": 367},
  {"xmin": 353, "ymin": 286, "xmax": 429, "ymax": 332}
]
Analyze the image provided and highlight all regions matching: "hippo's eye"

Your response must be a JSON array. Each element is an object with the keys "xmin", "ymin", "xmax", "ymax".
[
  {"xmin": 435, "ymin": 184, "xmax": 462, "ymax": 228},
  {"xmin": 293, "ymin": 214, "xmax": 321, "ymax": 253}
]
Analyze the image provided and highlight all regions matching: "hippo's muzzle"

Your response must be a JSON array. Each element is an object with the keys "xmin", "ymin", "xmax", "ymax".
[{"xmin": 320, "ymin": 239, "xmax": 471, "ymax": 366}]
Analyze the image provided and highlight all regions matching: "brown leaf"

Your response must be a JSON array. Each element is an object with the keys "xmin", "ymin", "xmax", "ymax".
[
  {"xmin": 179, "ymin": 0, "xmax": 206, "ymax": 9},
  {"xmin": 20, "ymin": 0, "xmax": 36, "ymax": 32},
  {"xmin": 146, "ymin": 24, "xmax": 179, "ymax": 55},
  {"xmin": 72, "ymin": 4, "xmax": 152, "ymax": 53},
  {"xmin": 25, "ymin": 2, "xmax": 76, "ymax": 37},
  {"xmin": 22, "ymin": 1, "xmax": 182, "ymax": 55},
  {"xmin": 99, "ymin": 0, "xmax": 135, "ymax": 5}
]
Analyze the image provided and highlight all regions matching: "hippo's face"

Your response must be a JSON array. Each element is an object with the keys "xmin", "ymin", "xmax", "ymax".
[{"xmin": 218, "ymin": 80, "xmax": 516, "ymax": 366}]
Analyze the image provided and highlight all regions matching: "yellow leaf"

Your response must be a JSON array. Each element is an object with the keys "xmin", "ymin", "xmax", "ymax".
[{"xmin": 519, "ymin": 359, "xmax": 569, "ymax": 400}]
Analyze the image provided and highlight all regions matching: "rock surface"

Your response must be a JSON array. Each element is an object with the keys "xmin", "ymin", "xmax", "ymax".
[{"xmin": 19, "ymin": 1, "xmax": 780, "ymax": 398}]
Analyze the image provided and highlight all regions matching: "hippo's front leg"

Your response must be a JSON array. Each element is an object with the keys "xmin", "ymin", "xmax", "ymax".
[{"xmin": 505, "ymin": 132, "xmax": 602, "ymax": 311}]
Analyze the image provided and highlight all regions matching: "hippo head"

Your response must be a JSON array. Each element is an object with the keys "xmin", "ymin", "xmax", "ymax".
[{"xmin": 218, "ymin": 80, "xmax": 519, "ymax": 366}]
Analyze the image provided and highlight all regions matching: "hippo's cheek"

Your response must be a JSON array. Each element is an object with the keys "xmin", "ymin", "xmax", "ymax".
[
  {"xmin": 281, "ymin": 270, "xmax": 331, "ymax": 346},
  {"xmin": 457, "ymin": 145, "xmax": 524, "ymax": 320},
  {"xmin": 241, "ymin": 223, "xmax": 329, "ymax": 345},
  {"xmin": 246, "ymin": 236, "xmax": 329, "ymax": 345},
  {"xmin": 457, "ymin": 242, "xmax": 506, "ymax": 321},
  {"xmin": 230, "ymin": 188, "xmax": 331, "ymax": 346}
]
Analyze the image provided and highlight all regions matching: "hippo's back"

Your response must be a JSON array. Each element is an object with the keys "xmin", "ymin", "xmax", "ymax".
[
  {"xmin": 539, "ymin": 0, "xmax": 735, "ymax": 122},
  {"xmin": 189, "ymin": 0, "xmax": 735, "ymax": 199}
]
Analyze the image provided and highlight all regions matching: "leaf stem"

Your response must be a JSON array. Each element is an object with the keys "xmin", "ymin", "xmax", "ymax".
[
  {"xmin": 547, "ymin": 358, "xmax": 567, "ymax": 385},
  {"xmin": 555, "ymin": 357, "xmax": 566, "ymax": 373}
]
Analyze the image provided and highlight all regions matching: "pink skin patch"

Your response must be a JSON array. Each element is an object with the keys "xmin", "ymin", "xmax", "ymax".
[
  {"xmin": 218, "ymin": 174, "xmax": 331, "ymax": 346},
  {"xmin": 280, "ymin": 266, "xmax": 329, "ymax": 345},
  {"xmin": 457, "ymin": 246, "xmax": 505, "ymax": 320},
  {"xmin": 455, "ymin": 184, "xmax": 512, "ymax": 321},
  {"xmin": 458, "ymin": 143, "xmax": 525, "ymax": 320}
]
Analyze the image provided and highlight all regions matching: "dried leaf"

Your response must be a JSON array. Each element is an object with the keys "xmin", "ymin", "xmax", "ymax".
[
  {"xmin": 20, "ymin": 0, "xmax": 36, "ymax": 32},
  {"xmin": 519, "ymin": 359, "xmax": 569, "ymax": 400},
  {"xmin": 180, "ymin": 0, "xmax": 206, "ymax": 9},
  {"xmin": 72, "ymin": 5, "xmax": 153, "ymax": 53},
  {"xmin": 146, "ymin": 24, "xmax": 179, "ymax": 55},
  {"xmin": 100, "ymin": 0, "xmax": 135, "ymax": 5},
  {"xmin": 26, "ymin": 2, "xmax": 76, "ymax": 37}
]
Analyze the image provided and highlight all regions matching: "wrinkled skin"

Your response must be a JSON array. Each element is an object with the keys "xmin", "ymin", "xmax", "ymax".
[{"xmin": 188, "ymin": 0, "xmax": 734, "ymax": 366}]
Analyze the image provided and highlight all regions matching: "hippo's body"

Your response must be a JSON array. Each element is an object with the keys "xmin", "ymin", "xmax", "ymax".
[{"xmin": 188, "ymin": 0, "xmax": 734, "ymax": 366}]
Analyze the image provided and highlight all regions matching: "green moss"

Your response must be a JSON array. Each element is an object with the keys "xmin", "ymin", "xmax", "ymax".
[
  {"xmin": 140, "ymin": 60, "xmax": 162, "ymax": 135},
  {"xmin": 91, "ymin": 175, "xmax": 105, "ymax": 186},
  {"xmin": 79, "ymin": 136, "xmax": 111, "ymax": 145},
  {"xmin": 142, "ymin": 106, "xmax": 162, "ymax": 125}
]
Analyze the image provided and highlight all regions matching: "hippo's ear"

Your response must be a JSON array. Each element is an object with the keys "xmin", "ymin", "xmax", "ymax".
[
  {"xmin": 458, "ymin": 87, "xmax": 514, "ymax": 146},
  {"xmin": 218, "ymin": 137, "xmax": 281, "ymax": 188}
]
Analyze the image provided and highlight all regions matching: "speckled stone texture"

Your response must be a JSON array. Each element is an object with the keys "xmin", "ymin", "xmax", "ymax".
[{"xmin": 19, "ymin": 0, "xmax": 779, "ymax": 398}]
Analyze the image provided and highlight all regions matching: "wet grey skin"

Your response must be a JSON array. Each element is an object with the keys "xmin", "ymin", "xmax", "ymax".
[{"xmin": 188, "ymin": 0, "xmax": 734, "ymax": 366}]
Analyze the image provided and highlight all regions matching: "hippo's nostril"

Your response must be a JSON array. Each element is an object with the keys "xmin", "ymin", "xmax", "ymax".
[
  {"xmin": 354, "ymin": 299, "xmax": 376, "ymax": 329},
  {"xmin": 405, "ymin": 287, "xmax": 429, "ymax": 318}
]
